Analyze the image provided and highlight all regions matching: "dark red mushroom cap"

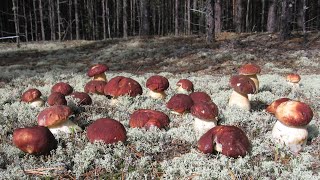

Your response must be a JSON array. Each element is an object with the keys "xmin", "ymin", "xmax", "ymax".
[
  {"xmin": 104, "ymin": 76, "xmax": 143, "ymax": 97},
  {"xmin": 198, "ymin": 125, "xmax": 250, "ymax": 158},
  {"xmin": 47, "ymin": 92, "xmax": 67, "ymax": 106},
  {"xmin": 146, "ymin": 75, "xmax": 169, "ymax": 92},
  {"xmin": 286, "ymin": 73, "xmax": 301, "ymax": 83},
  {"xmin": 191, "ymin": 102, "xmax": 218, "ymax": 121},
  {"xmin": 266, "ymin": 98, "xmax": 291, "ymax": 114},
  {"xmin": 70, "ymin": 92, "xmax": 92, "ymax": 105},
  {"xmin": 87, "ymin": 118, "xmax": 127, "ymax": 144},
  {"xmin": 38, "ymin": 105, "xmax": 72, "ymax": 127},
  {"xmin": 13, "ymin": 126, "xmax": 57, "ymax": 155},
  {"xmin": 177, "ymin": 79, "xmax": 194, "ymax": 92},
  {"xmin": 166, "ymin": 94, "xmax": 194, "ymax": 114},
  {"xmin": 229, "ymin": 75, "xmax": 256, "ymax": 94},
  {"xmin": 21, "ymin": 88, "xmax": 42, "ymax": 102},
  {"xmin": 129, "ymin": 109, "xmax": 169, "ymax": 129},
  {"xmin": 84, "ymin": 80, "xmax": 107, "ymax": 95},
  {"xmin": 238, "ymin": 63, "xmax": 261, "ymax": 75},
  {"xmin": 189, "ymin": 92, "xmax": 212, "ymax": 104},
  {"xmin": 87, "ymin": 64, "xmax": 109, "ymax": 77},
  {"xmin": 275, "ymin": 100, "xmax": 313, "ymax": 127},
  {"xmin": 51, "ymin": 82, "xmax": 73, "ymax": 96}
]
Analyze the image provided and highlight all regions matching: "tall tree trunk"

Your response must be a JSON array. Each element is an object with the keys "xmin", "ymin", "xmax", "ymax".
[
  {"xmin": 102, "ymin": 0, "xmax": 106, "ymax": 39},
  {"xmin": 49, "ymin": 0, "xmax": 56, "ymax": 40},
  {"xmin": 280, "ymin": 0, "xmax": 290, "ymax": 40},
  {"xmin": 23, "ymin": 0, "xmax": 28, "ymax": 42},
  {"xmin": 245, "ymin": 0, "xmax": 250, "ymax": 32},
  {"xmin": 187, "ymin": 0, "xmax": 191, "ymax": 35},
  {"xmin": 123, "ymin": 0, "xmax": 128, "ymax": 38},
  {"xmin": 29, "ymin": 8, "xmax": 34, "ymax": 41},
  {"xmin": 106, "ymin": 0, "xmax": 111, "ymax": 38},
  {"xmin": 140, "ymin": 0, "xmax": 150, "ymax": 36},
  {"xmin": 57, "ymin": 0, "xmax": 61, "ymax": 41},
  {"xmin": 116, "ymin": 0, "xmax": 120, "ymax": 37},
  {"xmin": 261, "ymin": 0, "xmax": 265, "ymax": 31},
  {"xmin": 234, "ymin": 0, "xmax": 243, "ymax": 33},
  {"xmin": 205, "ymin": 0, "xmax": 214, "ymax": 43},
  {"xmin": 12, "ymin": 0, "xmax": 20, "ymax": 46},
  {"xmin": 132, "ymin": 0, "xmax": 136, "ymax": 35},
  {"xmin": 39, "ymin": 0, "xmax": 45, "ymax": 40},
  {"xmin": 175, "ymin": 0, "xmax": 179, "ymax": 36},
  {"xmin": 215, "ymin": 0, "xmax": 222, "ymax": 33},
  {"xmin": 33, "ymin": 0, "xmax": 38, "ymax": 41},
  {"xmin": 68, "ymin": 0, "xmax": 73, "ymax": 40},
  {"xmin": 74, "ymin": 0, "xmax": 79, "ymax": 40},
  {"xmin": 267, "ymin": 0, "xmax": 277, "ymax": 32}
]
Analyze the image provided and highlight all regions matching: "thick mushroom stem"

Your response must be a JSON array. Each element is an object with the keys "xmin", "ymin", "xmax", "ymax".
[
  {"xmin": 48, "ymin": 119, "xmax": 82, "ymax": 134},
  {"xmin": 93, "ymin": 73, "xmax": 107, "ymax": 81},
  {"xmin": 193, "ymin": 118, "xmax": 217, "ymax": 140},
  {"xmin": 148, "ymin": 90, "xmax": 166, "ymax": 99},
  {"xmin": 272, "ymin": 121, "xmax": 308, "ymax": 154},
  {"xmin": 228, "ymin": 90, "xmax": 250, "ymax": 111},
  {"xmin": 30, "ymin": 98, "xmax": 45, "ymax": 107},
  {"xmin": 176, "ymin": 87, "xmax": 190, "ymax": 94}
]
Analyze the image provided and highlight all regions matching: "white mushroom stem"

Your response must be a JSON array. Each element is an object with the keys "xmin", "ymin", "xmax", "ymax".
[
  {"xmin": 176, "ymin": 86, "xmax": 191, "ymax": 94},
  {"xmin": 48, "ymin": 119, "xmax": 82, "ymax": 134},
  {"xmin": 148, "ymin": 90, "xmax": 166, "ymax": 99},
  {"xmin": 246, "ymin": 74, "xmax": 259, "ymax": 93},
  {"xmin": 272, "ymin": 121, "xmax": 308, "ymax": 154},
  {"xmin": 228, "ymin": 91, "xmax": 250, "ymax": 111},
  {"xmin": 93, "ymin": 73, "xmax": 107, "ymax": 81},
  {"xmin": 30, "ymin": 98, "xmax": 45, "ymax": 107},
  {"xmin": 193, "ymin": 117, "xmax": 217, "ymax": 140}
]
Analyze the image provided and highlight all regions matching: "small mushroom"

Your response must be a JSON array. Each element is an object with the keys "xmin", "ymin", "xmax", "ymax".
[
  {"xmin": 176, "ymin": 79, "xmax": 194, "ymax": 94},
  {"xmin": 189, "ymin": 91, "xmax": 212, "ymax": 104},
  {"xmin": 146, "ymin": 75, "xmax": 169, "ymax": 99},
  {"xmin": 21, "ymin": 88, "xmax": 45, "ymax": 107},
  {"xmin": 197, "ymin": 125, "xmax": 250, "ymax": 158},
  {"xmin": 129, "ymin": 109, "xmax": 169, "ymax": 130},
  {"xmin": 51, "ymin": 82, "xmax": 73, "ymax": 96},
  {"xmin": 266, "ymin": 98, "xmax": 291, "ymax": 114},
  {"xmin": 87, "ymin": 64, "xmax": 109, "ymax": 81},
  {"xmin": 166, "ymin": 94, "xmax": 194, "ymax": 115},
  {"xmin": 238, "ymin": 63, "xmax": 261, "ymax": 93},
  {"xmin": 47, "ymin": 92, "xmax": 67, "ymax": 106},
  {"xmin": 191, "ymin": 102, "xmax": 219, "ymax": 140},
  {"xmin": 286, "ymin": 73, "xmax": 301, "ymax": 89},
  {"xmin": 84, "ymin": 80, "xmax": 107, "ymax": 95},
  {"xmin": 272, "ymin": 100, "xmax": 313, "ymax": 154},
  {"xmin": 228, "ymin": 75, "xmax": 256, "ymax": 111},
  {"xmin": 37, "ymin": 105, "xmax": 82, "ymax": 134},
  {"xmin": 13, "ymin": 126, "xmax": 57, "ymax": 155},
  {"xmin": 70, "ymin": 92, "xmax": 92, "ymax": 105},
  {"xmin": 87, "ymin": 118, "xmax": 127, "ymax": 144}
]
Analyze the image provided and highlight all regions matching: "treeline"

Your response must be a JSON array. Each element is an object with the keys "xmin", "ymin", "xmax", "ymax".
[{"xmin": 1, "ymin": 0, "xmax": 320, "ymax": 42}]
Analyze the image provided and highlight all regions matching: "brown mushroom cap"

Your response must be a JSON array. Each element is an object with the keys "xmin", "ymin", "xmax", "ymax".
[
  {"xmin": 144, "ymin": 119, "xmax": 162, "ymax": 130},
  {"xmin": 286, "ymin": 73, "xmax": 301, "ymax": 83},
  {"xmin": 191, "ymin": 102, "xmax": 218, "ymax": 121},
  {"xmin": 189, "ymin": 92, "xmax": 212, "ymax": 104},
  {"xmin": 38, "ymin": 105, "xmax": 72, "ymax": 127},
  {"xmin": 166, "ymin": 94, "xmax": 194, "ymax": 114},
  {"xmin": 275, "ymin": 100, "xmax": 313, "ymax": 127},
  {"xmin": 87, "ymin": 118, "xmax": 127, "ymax": 144},
  {"xmin": 104, "ymin": 76, "xmax": 143, "ymax": 97},
  {"xmin": 146, "ymin": 75, "xmax": 169, "ymax": 92},
  {"xmin": 198, "ymin": 125, "xmax": 250, "ymax": 158},
  {"xmin": 13, "ymin": 126, "xmax": 57, "ymax": 155},
  {"xmin": 47, "ymin": 92, "xmax": 67, "ymax": 106},
  {"xmin": 266, "ymin": 98, "xmax": 291, "ymax": 114},
  {"xmin": 129, "ymin": 109, "xmax": 169, "ymax": 129},
  {"xmin": 176, "ymin": 79, "xmax": 194, "ymax": 92},
  {"xmin": 70, "ymin": 92, "xmax": 92, "ymax": 105},
  {"xmin": 238, "ymin": 63, "xmax": 261, "ymax": 75},
  {"xmin": 87, "ymin": 64, "xmax": 109, "ymax": 77},
  {"xmin": 84, "ymin": 80, "xmax": 107, "ymax": 95},
  {"xmin": 21, "ymin": 88, "xmax": 42, "ymax": 102},
  {"xmin": 51, "ymin": 82, "xmax": 73, "ymax": 96},
  {"xmin": 229, "ymin": 75, "xmax": 256, "ymax": 94}
]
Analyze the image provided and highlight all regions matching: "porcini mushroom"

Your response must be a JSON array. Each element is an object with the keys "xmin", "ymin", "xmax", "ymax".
[
  {"xmin": 228, "ymin": 75, "xmax": 256, "ymax": 111},
  {"xmin": 21, "ymin": 88, "xmax": 45, "ymax": 107},
  {"xmin": 129, "ymin": 109, "xmax": 169, "ymax": 130},
  {"xmin": 266, "ymin": 98, "xmax": 291, "ymax": 114},
  {"xmin": 87, "ymin": 64, "xmax": 109, "ymax": 81},
  {"xmin": 47, "ymin": 92, "xmax": 67, "ymax": 106},
  {"xmin": 286, "ymin": 73, "xmax": 301, "ymax": 89},
  {"xmin": 13, "ymin": 126, "xmax": 57, "ymax": 155},
  {"xmin": 87, "ymin": 118, "xmax": 127, "ymax": 144},
  {"xmin": 272, "ymin": 100, "xmax": 313, "ymax": 154},
  {"xmin": 51, "ymin": 82, "xmax": 73, "ymax": 96},
  {"xmin": 197, "ymin": 125, "xmax": 250, "ymax": 158},
  {"xmin": 70, "ymin": 92, "xmax": 92, "ymax": 105},
  {"xmin": 166, "ymin": 94, "xmax": 194, "ymax": 115},
  {"xmin": 189, "ymin": 91, "xmax": 212, "ymax": 104},
  {"xmin": 146, "ymin": 75, "xmax": 169, "ymax": 99},
  {"xmin": 84, "ymin": 80, "xmax": 107, "ymax": 95},
  {"xmin": 238, "ymin": 63, "xmax": 261, "ymax": 93},
  {"xmin": 176, "ymin": 79, "xmax": 194, "ymax": 94},
  {"xmin": 37, "ymin": 105, "xmax": 82, "ymax": 134}
]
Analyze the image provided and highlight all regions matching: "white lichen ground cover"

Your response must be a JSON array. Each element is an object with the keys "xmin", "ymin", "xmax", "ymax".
[{"xmin": 0, "ymin": 68, "xmax": 319, "ymax": 179}]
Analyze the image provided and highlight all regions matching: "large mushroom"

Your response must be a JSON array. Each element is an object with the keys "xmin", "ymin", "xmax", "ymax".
[
  {"xmin": 69, "ymin": 92, "xmax": 92, "ymax": 105},
  {"xmin": 228, "ymin": 75, "xmax": 256, "ymax": 111},
  {"xmin": 51, "ymin": 82, "xmax": 73, "ymax": 96},
  {"xmin": 87, "ymin": 64, "xmax": 109, "ymax": 81},
  {"xmin": 146, "ymin": 75, "xmax": 169, "ymax": 99},
  {"xmin": 189, "ymin": 91, "xmax": 212, "ymax": 104},
  {"xmin": 37, "ymin": 105, "xmax": 82, "ymax": 134},
  {"xmin": 47, "ymin": 92, "xmax": 67, "ymax": 106},
  {"xmin": 191, "ymin": 102, "xmax": 219, "ymax": 140},
  {"xmin": 238, "ymin": 63, "xmax": 261, "ymax": 93},
  {"xmin": 272, "ymin": 100, "xmax": 313, "ymax": 154},
  {"xmin": 21, "ymin": 88, "xmax": 45, "ymax": 107},
  {"xmin": 87, "ymin": 118, "xmax": 127, "ymax": 144},
  {"xmin": 13, "ymin": 126, "xmax": 57, "ymax": 155},
  {"xmin": 176, "ymin": 79, "xmax": 194, "ymax": 94},
  {"xmin": 266, "ymin": 97, "xmax": 291, "ymax": 114},
  {"xmin": 197, "ymin": 125, "xmax": 250, "ymax": 158},
  {"xmin": 84, "ymin": 80, "xmax": 107, "ymax": 95},
  {"xmin": 129, "ymin": 109, "xmax": 170, "ymax": 130},
  {"xmin": 166, "ymin": 94, "xmax": 194, "ymax": 115}
]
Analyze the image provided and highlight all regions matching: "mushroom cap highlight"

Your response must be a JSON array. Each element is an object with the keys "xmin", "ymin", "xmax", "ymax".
[
  {"xmin": 229, "ymin": 75, "xmax": 256, "ymax": 94},
  {"xmin": 87, "ymin": 118, "xmax": 127, "ymax": 144},
  {"xmin": 286, "ymin": 73, "xmax": 301, "ymax": 83},
  {"xmin": 129, "ymin": 109, "xmax": 169, "ymax": 129},
  {"xmin": 238, "ymin": 63, "xmax": 261, "ymax": 75},
  {"xmin": 176, "ymin": 79, "xmax": 194, "ymax": 92},
  {"xmin": 166, "ymin": 94, "xmax": 194, "ymax": 114},
  {"xmin": 21, "ymin": 88, "xmax": 42, "ymax": 103},
  {"xmin": 87, "ymin": 64, "xmax": 109, "ymax": 77},
  {"xmin": 47, "ymin": 92, "xmax": 67, "ymax": 106},
  {"xmin": 84, "ymin": 80, "xmax": 107, "ymax": 95},
  {"xmin": 38, "ymin": 105, "xmax": 72, "ymax": 127},
  {"xmin": 51, "ymin": 82, "xmax": 73, "ymax": 96},
  {"xmin": 189, "ymin": 92, "xmax": 212, "ymax": 104},
  {"xmin": 198, "ymin": 125, "xmax": 250, "ymax": 158},
  {"xmin": 104, "ymin": 76, "xmax": 143, "ymax": 97},
  {"xmin": 146, "ymin": 75, "xmax": 169, "ymax": 92},
  {"xmin": 266, "ymin": 98, "xmax": 291, "ymax": 114},
  {"xmin": 191, "ymin": 102, "xmax": 218, "ymax": 121},
  {"xmin": 13, "ymin": 126, "xmax": 57, "ymax": 155},
  {"xmin": 275, "ymin": 100, "xmax": 313, "ymax": 127},
  {"xmin": 70, "ymin": 92, "xmax": 92, "ymax": 105}
]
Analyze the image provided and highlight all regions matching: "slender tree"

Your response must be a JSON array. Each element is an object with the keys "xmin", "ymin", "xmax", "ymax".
[
  {"xmin": 215, "ymin": 0, "xmax": 222, "ymax": 33},
  {"xmin": 234, "ymin": 0, "xmax": 244, "ymax": 33},
  {"xmin": 123, "ymin": 0, "xmax": 128, "ymax": 38},
  {"xmin": 12, "ymin": 0, "xmax": 20, "ymax": 46},
  {"xmin": 205, "ymin": 0, "xmax": 214, "ymax": 43},
  {"xmin": 140, "ymin": 0, "xmax": 150, "ymax": 36},
  {"xmin": 267, "ymin": 0, "xmax": 278, "ymax": 32},
  {"xmin": 280, "ymin": 0, "xmax": 291, "ymax": 40},
  {"xmin": 57, "ymin": 0, "xmax": 61, "ymax": 41},
  {"xmin": 175, "ymin": 0, "xmax": 179, "ymax": 36},
  {"xmin": 74, "ymin": 0, "xmax": 79, "ymax": 40},
  {"xmin": 33, "ymin": 0, "xmax": 38, "ymax": 41}
]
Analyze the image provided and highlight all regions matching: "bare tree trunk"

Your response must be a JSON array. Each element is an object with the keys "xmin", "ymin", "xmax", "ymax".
[
  {"xmin": 74, "ymin": 0, "xmax": 79, "ymax": 40},
  {"xmin": 12, "ymin": 0, "xmax": 20, "ymax": 46},
  {"xmin": 29, "ymin": 8, "xmax": 34, "ymax": 41},
  {"xmin": 39, "ymin": 0, "xmax": 45, "ymax": 40},
  {"xmin": 57, "ymin": 0, "xmax": 61, "ymax": 41},
  {"xmin": 23, "ymin": 0, "xmax": 28, "ymax": 42},
  {"xmin": 106, "ymin": 0, "xmax": 111, "ymax": 38},
  {"xmin": 123, "ymin": 0, "xmax": 128, "ymax": 38},
  {"xmin": 33, "ymin": 0, "xmax": 38, "ymax": 41},
  {"xmin": 102, "ymin": 0, "xmax": 106, "ymax": 39},
  {"xmin": 68, "ymin": 0, "xmax": 73, "ymax": 40},
  {"xmin": 116, "ymin": 0, "xmax": 120, "ymax": 37},
  {"xmin": 261, "ymin": 0, "xmax": 265, "ymax": 32},
  {"xmin": 50, "ymin": 0, "xmax": 56, "ymax": 40},
  {"xmin": 245, "ymin": 0, "xmax": 250, "ymax": 32},
  {"xmin": 234, "ymin": 0, "xmax": 243, "ymax": 33},
  {"xmin": 175, "ymin": 0, "xmax": 179, "ymax": 36},
  {"xmin": 158, "ymin": 3, "xmax": 161, "ymax": 35},
  {"xmin": 215, "ymin": 0, "xmax": 222, "ymax": 33},
  {"xmin": 205, "ymin": 0, "xmax": 214, "ymax": 43},
  {"xmin": 187, "ymin": 0, "xmax": 191, "ymax": 35},
  {"xmin": 267, "ymin": 0, "xmax": 277, "ymax": 32},
  {"xmin": 280, "ymin": 0, "xmax": 290, "ymax": 40},
  {"xmin": 140, "ymin": 0, "xmax": 150, "ymax": 36},
  {"xmin": 152, "ymin": 3, "xmax": 156, "ymax": 34}
]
